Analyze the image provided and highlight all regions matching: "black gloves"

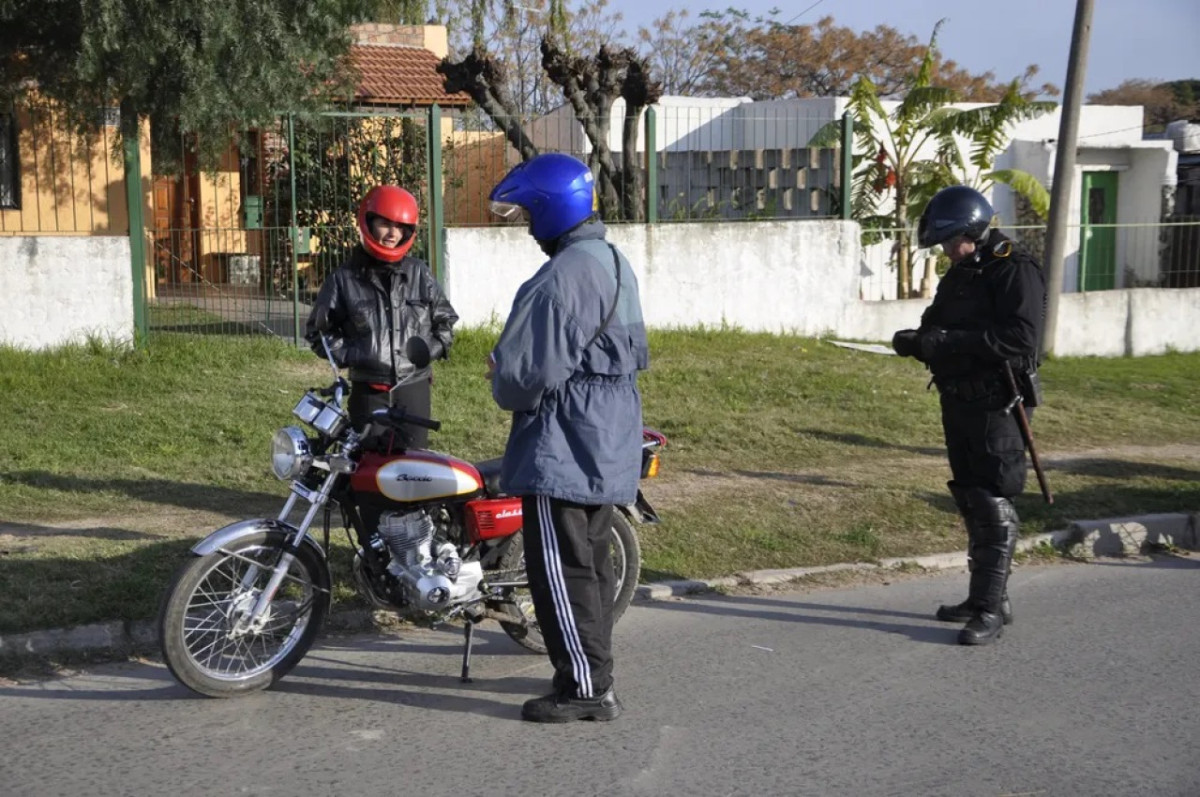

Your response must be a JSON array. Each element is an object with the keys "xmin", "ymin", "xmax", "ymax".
[
  {"xmin": 917, "ymin": 328, "xmax": 948, "ymax": 362},
  {"xmin": 893, "ymin": 328, "xmax": 980, "ymax": 362},
  {"xmin": 892, "ymin": 329, "xmax": 922, "ymax": 359}
]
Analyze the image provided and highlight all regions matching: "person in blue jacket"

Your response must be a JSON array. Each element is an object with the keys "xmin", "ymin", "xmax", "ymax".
[{"xmin": 486, "ymin": 153, "xmax": 650, "ymax": 723}]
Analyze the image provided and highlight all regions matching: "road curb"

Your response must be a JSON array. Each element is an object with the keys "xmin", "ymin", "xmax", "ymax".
[{"xmin": 2, "ymin": 514, "xmax": 1195, "ymax": 665}]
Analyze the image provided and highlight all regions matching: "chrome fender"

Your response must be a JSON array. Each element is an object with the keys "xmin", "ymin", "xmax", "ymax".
[{"xmin": 190, "ymin": 518, "xmax": 327, "ymax": 561}]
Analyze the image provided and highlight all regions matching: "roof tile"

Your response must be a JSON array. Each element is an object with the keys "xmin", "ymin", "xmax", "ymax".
[{"xmin": 349, "ymin": 45, "xmax": 470, "ymax": 107}]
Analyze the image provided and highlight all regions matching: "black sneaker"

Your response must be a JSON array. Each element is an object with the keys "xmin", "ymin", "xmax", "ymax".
[{"xmin": 521, "ymin": 686, "xmax": 622, "ymax": 723}]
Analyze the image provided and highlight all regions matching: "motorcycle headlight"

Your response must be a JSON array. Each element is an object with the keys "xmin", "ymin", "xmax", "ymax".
[{"xmin": 271, "ymin": 426, "xmax": 313, "ymax": 481}]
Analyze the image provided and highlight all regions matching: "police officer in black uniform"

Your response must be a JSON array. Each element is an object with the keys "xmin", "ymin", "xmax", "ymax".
[{"xmin": 892, "ymin": 185, "xmax": 1046, "ymax": 646}]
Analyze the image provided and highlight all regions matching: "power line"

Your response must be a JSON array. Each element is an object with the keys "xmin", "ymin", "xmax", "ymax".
[{"xmin": 782, "ymin": 0, "xmax": 830, "ymax": 27}]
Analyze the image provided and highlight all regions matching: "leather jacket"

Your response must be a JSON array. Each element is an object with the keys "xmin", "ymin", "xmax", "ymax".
[{"xmin": 305, "ymin": 246, "xmax": 458, "ymax": 385}]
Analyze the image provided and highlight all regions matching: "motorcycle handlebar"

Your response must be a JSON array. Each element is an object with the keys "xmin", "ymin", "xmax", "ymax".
[
  {"xmin": 316, "ymin": 378, "xmax": 349, "ymax": 399},
  {"xmin": 375, "ymin": 406, "xmax": 442, "ymax": 432}
]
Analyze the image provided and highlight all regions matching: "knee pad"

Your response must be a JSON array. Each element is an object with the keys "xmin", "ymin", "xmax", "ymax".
[{"xmin": 964, "ymin": 488, "xmax": 1019, "ymax": 543}]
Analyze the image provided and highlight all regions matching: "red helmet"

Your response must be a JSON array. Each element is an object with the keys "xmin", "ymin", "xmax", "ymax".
[{"xmin": 357, "ymin": 185, "xmax": 419, "ymax": 262}]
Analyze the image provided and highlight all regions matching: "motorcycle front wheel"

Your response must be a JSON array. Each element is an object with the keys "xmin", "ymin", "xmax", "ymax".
[
  {"xmin": 497, "ymin": 510, "xmax": 642, "ymax": 654},
  {"xmin": 157, "ymin": 530, "xmax": 330, "ymax": 698}
]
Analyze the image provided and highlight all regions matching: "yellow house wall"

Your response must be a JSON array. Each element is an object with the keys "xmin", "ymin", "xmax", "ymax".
[
  {"xmin": 0, "ymin": 99, "xmax": 152, "ymax": 238},
  {"xmin": 193, "ymin": 143, "xmax": 253, "ymax": 279}
]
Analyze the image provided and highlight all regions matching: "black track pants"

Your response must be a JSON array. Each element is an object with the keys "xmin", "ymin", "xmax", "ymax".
[{"xmin": 521, "ymin": 495, "xmax": 615, "ymax": 699}]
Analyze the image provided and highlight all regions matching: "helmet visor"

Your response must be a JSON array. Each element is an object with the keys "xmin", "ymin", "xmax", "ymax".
[{"xmin": 489, "ymin": 201, "xmax": 529, "ymax": 222}]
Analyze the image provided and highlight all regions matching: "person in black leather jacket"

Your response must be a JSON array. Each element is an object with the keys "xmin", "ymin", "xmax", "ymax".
[
  {"xmin": 304, "ymin": 185, "xmax": 458, "ymax": 449},
  {"xmin": 892, "ymin": 185, "xmax": 1046, "ymax": 646}
]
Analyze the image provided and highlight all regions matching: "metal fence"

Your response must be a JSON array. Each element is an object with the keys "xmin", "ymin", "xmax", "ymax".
[
  {"xmin": 147, "ymin": 109, "xmax": 435, "ymax": 341},
  {"xmin": 0, "ymin": 96, "xmax": 130, "ymax": 235},
  {"xmin": 858, "ymin": 219, "xmax": 1200, "ymax": 301},
  {"xmin": 145, "ymin": 102, "xmax": 843, "ymax": 340},
  {"xmin": 443, "ymin": 103, "xmax": 842, "ymax": 225}
]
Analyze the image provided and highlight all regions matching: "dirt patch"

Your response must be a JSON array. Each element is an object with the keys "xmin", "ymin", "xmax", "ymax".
[
  {"xmin": 652, "ymin": 443, "xmax": 1200, "ymax": 511},
  {"xmin": 0, "ymin": 508, "xmax": 254, "ymax": 542}
]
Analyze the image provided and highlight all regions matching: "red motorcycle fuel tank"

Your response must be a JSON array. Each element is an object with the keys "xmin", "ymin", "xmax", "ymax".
[{"xmin": 351, "ymin": 451, "xmax": 484, "ymax": 503}]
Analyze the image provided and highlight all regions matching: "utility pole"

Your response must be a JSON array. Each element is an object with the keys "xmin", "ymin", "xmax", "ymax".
[{"xmin": 1041, "ymin": 0, "xmax": 1095, "ymax": 359}]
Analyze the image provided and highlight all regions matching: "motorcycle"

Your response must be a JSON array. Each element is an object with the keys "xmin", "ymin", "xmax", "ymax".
[{"xmin": 157, "ymin": 336, "xmax": 666, "ymax": 698}]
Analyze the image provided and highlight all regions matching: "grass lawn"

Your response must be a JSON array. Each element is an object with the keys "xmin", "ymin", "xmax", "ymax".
[{"xmin": 1, "ymin": 329, "xmax": 1197, "ymax": 635}]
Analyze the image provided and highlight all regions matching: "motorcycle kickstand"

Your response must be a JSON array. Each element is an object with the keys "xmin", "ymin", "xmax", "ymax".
[{"xmin": 460, "ymin": 619, "xmax": 475, "ymax": 684}]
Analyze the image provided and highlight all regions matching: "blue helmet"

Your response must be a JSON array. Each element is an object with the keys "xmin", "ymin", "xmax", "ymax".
[
  {"xmin": 489, "ymin": 153, "xmax": 596, "ymax": 242},
  {"xmin": 917, "ymin": 185, "xmax": 994, "ymax": 247}
]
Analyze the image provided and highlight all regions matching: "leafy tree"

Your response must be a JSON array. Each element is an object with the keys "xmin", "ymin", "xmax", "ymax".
[
  {"xmin": 0, "ymin": 0, "xmax": 366, "ymax": 168},
  {"xmin": 634, "ymin": 9, "xmax": 723, "ymax": 95},
  {"xmin": 813, "ymin": 21, "xmax": 1054, "ymax": 298},
  {"xmin": 361, "ymin": 0, "xmax": 429, "ymax": 23},
  {"xmin": 1088, "ymin": 78, "xmax": 1199, "ymax": 131},
  {"xmin": 641, "ymin": 10, "xmax": 1057, "ymax": 102}
]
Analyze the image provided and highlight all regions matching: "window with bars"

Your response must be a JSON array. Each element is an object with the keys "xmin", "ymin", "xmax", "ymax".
[{"xmin": 0, "ymin": 112, "xmax": 17, "ymax": 209}]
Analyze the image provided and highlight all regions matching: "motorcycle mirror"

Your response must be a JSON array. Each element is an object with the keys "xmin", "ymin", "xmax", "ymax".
[{"xmin": 406, "ymin": 336, "xmax": 432, "ymax": 370}]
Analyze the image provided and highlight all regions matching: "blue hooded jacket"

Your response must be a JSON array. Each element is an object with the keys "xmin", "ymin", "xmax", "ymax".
[{"xmin": 490, "ymin": 221, "xmax": 649, "ymax": 505}]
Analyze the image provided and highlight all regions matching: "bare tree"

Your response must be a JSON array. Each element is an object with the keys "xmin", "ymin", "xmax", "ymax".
[
  {"xmin": 436, "ymin": 47, "xmax": 538, "ymax": 160},
  {"xmin": 541, "ymin": 37, "xmax": 661, "ymax": 219},
  {"xmin": 436, "ymin": 0, "xmax": 660, "ymax": 220}
]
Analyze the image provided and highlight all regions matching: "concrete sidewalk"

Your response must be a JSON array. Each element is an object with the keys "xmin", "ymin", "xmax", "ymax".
[{"xmin": 2, "ymin": 511, "xmax": 1196, "ymax": 664}]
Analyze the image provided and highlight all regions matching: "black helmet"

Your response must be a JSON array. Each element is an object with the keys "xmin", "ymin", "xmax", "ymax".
[{"xmin": 917, "ymin": 185, "xmax": 993, "ymax": 248}]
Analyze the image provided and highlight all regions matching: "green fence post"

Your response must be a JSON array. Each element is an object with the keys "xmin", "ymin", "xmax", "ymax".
[
  {"xmin": 287, "ymin": 114, "xmax": 301, "ymax": 347},
  {"xmin": 121, "ymin": 102, "xmax": 147, "ymax": 344},
  {"xmin": 645, "ymin": 106, "xmax": 657, "ymax": 224},
  {"xmin": 427, "ymin": 104, "xmax": 445, "ymax": 283},
  {"xmin": 840, "ymin": 110, "xmax": 853, "ymax": 221}
]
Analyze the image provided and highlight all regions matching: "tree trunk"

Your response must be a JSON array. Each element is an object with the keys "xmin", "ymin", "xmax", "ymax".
[
  {"xmin": 919, "ymin": 252, "xmax": 935, "ymax": 297},
  {"xmin": 618, "ymin": 57, "xmax": 661, "ymax": 222},
  {"xmin": 894, "ymin": 183, "xmax": 911, "ymax": 298},
  {"xmin": 542, "ymin": 39, "xmax": 622, "ymax": 218},
  {"xmin": 437, "ymin": 49, "xmax": 539, "ymax": 162}
]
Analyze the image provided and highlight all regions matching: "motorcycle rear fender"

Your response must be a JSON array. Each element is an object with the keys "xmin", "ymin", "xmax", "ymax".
[
  {"xmin": 190, "ymin": 518, "xmax": 327, "ymax": 561},
  {"xmin": 621, "ymin": 489, "xmax": 661, "ymax": 525}
]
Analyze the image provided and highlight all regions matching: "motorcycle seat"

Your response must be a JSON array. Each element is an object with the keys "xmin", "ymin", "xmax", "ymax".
[{"xmin": 474, "ymin": 457, "xmax": 505, "ymax": 497}]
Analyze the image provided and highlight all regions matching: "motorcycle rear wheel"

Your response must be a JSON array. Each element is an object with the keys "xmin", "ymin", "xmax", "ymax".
[
  {"xmin": 497, "ymin": 510, "xmax": 641, "ymax": 654},
  {"xmin": 158, "ymin": 531, "xmax": 330, "ymax": 698}
]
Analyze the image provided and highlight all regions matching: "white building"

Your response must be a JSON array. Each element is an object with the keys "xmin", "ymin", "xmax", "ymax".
[{"xmin": 532, "ymin": 96, "xmax": 1178, "ymax": 297}]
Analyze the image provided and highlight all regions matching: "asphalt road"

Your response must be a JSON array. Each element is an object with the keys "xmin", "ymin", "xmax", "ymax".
[{"xmin": 2, "ymin": 556, "xmax": 1198, "ymax": 797}]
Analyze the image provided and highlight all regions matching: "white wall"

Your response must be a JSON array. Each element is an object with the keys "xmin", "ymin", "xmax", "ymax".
[
  {"xmin": 528, "ymin": 96, "xmax": 756, "ymax": 155},
  {"xmin": 0, "ymin": 236, "xmax": 134, "ymax": 349},
  {"xmin": 445, "ymin": 221, "xmax": 1200, "ymax": 357},
  {"xmin": 446, "ymin": 221, "xmax": 861, "ymax": 335}
]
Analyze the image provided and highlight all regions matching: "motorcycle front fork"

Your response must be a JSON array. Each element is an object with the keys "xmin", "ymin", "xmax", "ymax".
[{"xmin": 232, "ymin": 475, "xmax": 336, "ymax": 636}]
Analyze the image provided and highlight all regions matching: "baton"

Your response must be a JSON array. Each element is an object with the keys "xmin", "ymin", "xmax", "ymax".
[{"xmin": 1002, "ymin": 361, "xmax": 1053, "ymax": 504}]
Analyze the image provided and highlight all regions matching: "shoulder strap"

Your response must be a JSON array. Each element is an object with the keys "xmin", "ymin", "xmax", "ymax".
[{"xmin": 583, "ymin": 244, "xmax": 622, "ymax": 350}]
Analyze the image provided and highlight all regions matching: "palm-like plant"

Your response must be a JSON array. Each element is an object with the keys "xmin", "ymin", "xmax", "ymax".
[{"xmin": 815, "ymin": 21, "xmax": 1054, "ymax": 297}]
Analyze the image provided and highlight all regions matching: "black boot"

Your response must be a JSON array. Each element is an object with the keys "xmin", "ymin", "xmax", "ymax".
[
  {"xmin": 936, "ymin": 596, "xmax": 1012, "ymax": 625},
  {"xmin": 958, "ymin": 610, "xmax": 1005, "ymax": 644},
  {"xmin": 956, "ymin": 489, "xmax": 1019, "ymax": 646},
  {"xmin": 935, "ymin": 483, "xmax": 1014, "ymax": 625}
]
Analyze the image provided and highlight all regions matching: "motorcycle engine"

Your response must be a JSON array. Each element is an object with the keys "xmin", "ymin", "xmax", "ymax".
[{"xmin": 377, "ymin": 510, "xmax": 483, "ymax": 611}]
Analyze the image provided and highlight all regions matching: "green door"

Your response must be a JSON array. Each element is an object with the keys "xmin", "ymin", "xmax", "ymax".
[{"xmin": 1079, "ymin": 171, "xmax": 1118, "ymax": 291}]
